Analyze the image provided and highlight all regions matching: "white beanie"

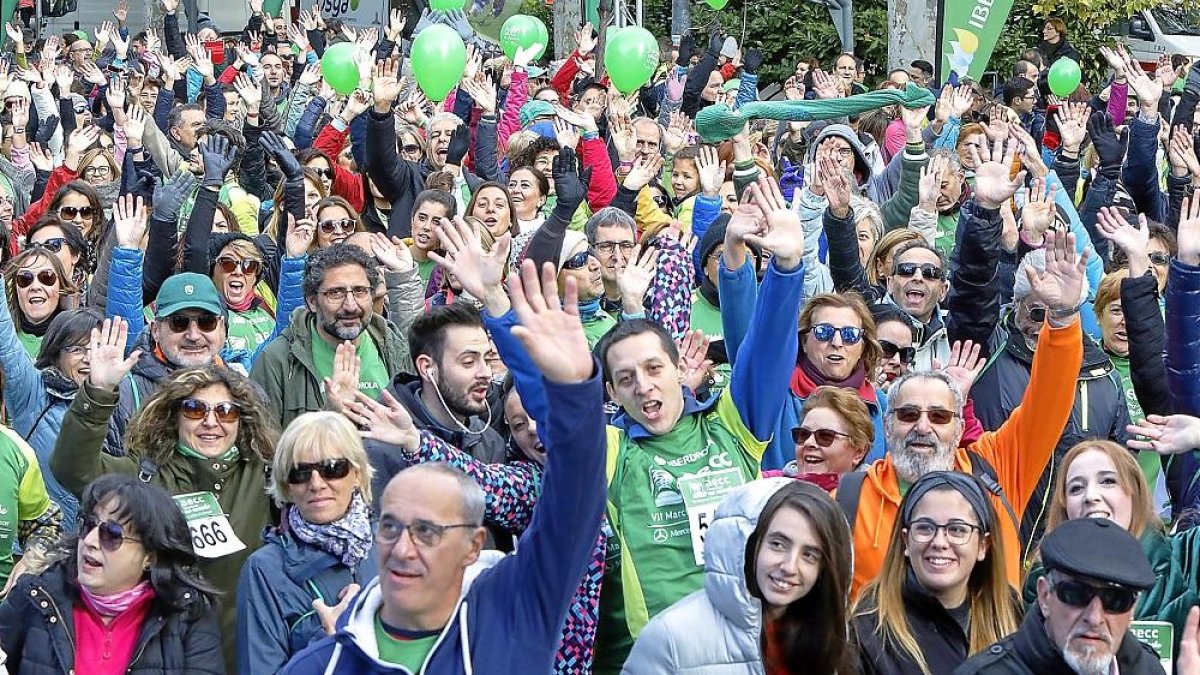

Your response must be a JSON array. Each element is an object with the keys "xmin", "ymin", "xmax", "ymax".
[
  {"xmin": 720, "ymin": 37, "xmax": 738, "ymax": 59},
  {"xmin": 1013, "ymin": 248, "xmax": 1088, "ymax": 306}
]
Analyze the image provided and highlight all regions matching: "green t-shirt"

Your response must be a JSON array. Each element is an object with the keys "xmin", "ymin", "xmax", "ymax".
[
  {"xmin": 0, "ymin": 428, "xmax": 52, "ymax": 589},
  {"xmin": 582, "ymin": 309, "xmax": 618, "ymax": 348},
  {"xmin": 17, "ymin": 331, "xmax": 41, "ymax": 360},
  {"xmin": 225, "ymin": 306, "xmax": 276, "ymax": 354},
  {"xmin": 417, "ymin": 259, "xmax": 437, "ymax": 288},
  {"xmin": 689, "ymin": 290, "xmax": 731, "ymax": 396},
  {"xmin": 374, "ymin": 614, "xmax": 440, "ymax": 668},
  {"xmin": 309, "ymin": 326, "xmax": 390, "ymax": 397},
  {"xmin": 1112, "ymin": 353, "xmax": 1164, "ymax": 512}
]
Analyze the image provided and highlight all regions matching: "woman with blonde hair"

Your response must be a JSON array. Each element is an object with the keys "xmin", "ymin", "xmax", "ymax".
[
  {"xmin": 1023, "ymin": 439, "xmax": 1200, "ymax": 643},
  {"xmin": 236, "ymin": 411, "xmax": 377, "ymax": 675},
  {"xmin": 866, "ymin": 229, "xmax": 923, "ymax": 289},
  {"xmin": 853, "ymin": 471, "xmax": 1022, "ymax": 675}
]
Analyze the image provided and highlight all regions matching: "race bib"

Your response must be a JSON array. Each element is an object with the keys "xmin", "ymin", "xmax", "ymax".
[
  {"xmin": 1131, "ymin": 621, "xmax": 1173, "ymax": 674},
  {"xmin": 172, "ymin": 492, "xmax": 247, "ymax": 559},
  {"xmin": 677, "ymin": 467, "xmax": 745, "ymax": 566}
]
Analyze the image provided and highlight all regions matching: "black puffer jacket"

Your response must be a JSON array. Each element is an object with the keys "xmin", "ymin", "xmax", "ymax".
[{"xmin": 0, "ymin": 564, "xmax": 224, "ymax": 675}]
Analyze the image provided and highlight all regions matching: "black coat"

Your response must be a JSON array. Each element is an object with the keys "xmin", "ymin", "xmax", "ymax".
[
  {"xmin": 954, "ymin": 604, "xmax": 1164, "ymax": 675},
  {"xmin": 0, "ymin": 564, "xmax": 224, "ymax": 675}
]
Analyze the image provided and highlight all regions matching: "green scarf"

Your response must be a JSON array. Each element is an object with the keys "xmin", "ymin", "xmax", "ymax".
[{"xmin": 176, "ymin": 441, "xmax": 240, "ymax": 462}]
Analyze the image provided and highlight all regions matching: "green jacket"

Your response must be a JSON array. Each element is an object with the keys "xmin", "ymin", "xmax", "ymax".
[
  {"xmin": 249, "ymin": 308, "xmax": 413, "ymax": 431},
  {"xmin": 49, "ymin": 382, "xmax": 273, "ymax": 666}
]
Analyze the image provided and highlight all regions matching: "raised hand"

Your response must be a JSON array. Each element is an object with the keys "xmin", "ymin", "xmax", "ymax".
[
  {"xmin": 461, "ymin": 76, "xmax": 496, "ymax": 116},
  {"xmin": 1095, "ymin": 205, "xmax": 1149, "ymax": 260},
  {"xmin": 617, "ymin": 245, "xmax": 657, "ymax": 314},
  {"xmin": 65, "ymin": 125, "xmax": 101, "ymax": 171},
  {"xmin": 812, "ymin": 69, "xmax": 842, "ymax": 99},
  {"xmin": 285, "ymin": 216, "xmax": 316, "ymax": 257},
  {"xmin": 1026, "ymin": 230, "xmax": 1088, "ymax": 315},
  {"xmin": 1179, "ymin": 607, "xmax": 1200, "ymax": 675},
  {"xmin": 111, "ymin": 25, "xmax": 129, "ymax": 59},
  {"xmin": 321, "ymin": 341, "xmax": 361, "ymax": 414},
  {"xmin": 820, "ymin": 155, "xmax": 853, "ymax": 219},
  {"xmin": 260, "ymin": 130, "xmax": 303, "ymax": 180},
  {"xmin": 1055, "ymin": 102, "xmax": 1091, "ymax": 155},
  {"xmin": 1087, "ymin": 112, "xmax": 1127, "ymax": 175},
  {"xmin": 372, "ymin": 56, "xmax": 402, "ymax": 112},
  {"xmin": 343, "ymin": 390, "xmax": 421, "ymax": 450},
  {"xmin": 341, "ymin": 88, "xmax": 373, "ymax": 121},
  {"xmin": 553, "ymin": 117, "xmax": 580, "ymax": 150},
  {"xmin": 88, "ymin": 318, "xmax": 141, "ymax": 391},
  {"xmin": 676, "ymin": 329, "xmax": 714, "ymax": 393},
  {"xmin": 113, "ymin": 0, "xmax": 129, "ymax": 23},
  {"xmin": 386, "ymin": 8, "xmax": 406, "ymax": 42},
  {"xmin": 124, "ymin": 105, "xmax": 147, "ymax": 146},
  {"xmin": 1119, "ymin": 45, "xmax": 1163, "ymax": 112},
  {"xmin": 969, "ymin": 136, "xmax": 1026, "ymax": 209},
  {"xmin": 513, "ymin": 43, "xmax": 541, "ymax": 70},
  {"xmin": 622, "ymin": 153, "xmax": 662, "ymax": 191},
  {"xmin": 935, "ymin": 340, "xmax": 984, "ymax": 400},
  {"xmin": 741, "ymin": 176, "xmax": 804, "ymax": 271},
  {"xmin": 1168, "ymin": 126, "xmax": 1200, "ymax": 178},
  {"xmin": 550, "ymin": 147, "xmax": 590, "ymax": 211},
  {"xmin": 1126, "ymin": 414, "xmax": 1200, "ymax": 455},
  {"xmin": 161, "ymin": 0, "xmax": 179, "ymax": 13},
  {"xmin": 5, "ymin": 22, "xmax": 23, "ymax": 48},
  {"xmin": 28, "ymin": 142, "xmax": 53, "ymax": 172},
  {"xmin": 152, "ymin": 171, "xmax": 198, "ymax": 221},
  {"xmin": 80, "ymin": 62, "xmax": 108, "ymax": 87},
  {"xmin": 199, "ymin": 135, "xmax": 237, "ymax": 188},
  {"xmin": 917, "ymin": 154, "xmax": 946, "ymax": 212},
  {"xmin": 662, "ymin": 111, "xmax": 689, "ymax": 155},
  {"xmin": 576, "ymin": 22, "xmax": 596, "ymax": 56},
  {"xmin": 696, "ymin": 145, "xmax": 724, "ymax": 197},
  {"xmin": 428, "ymin": 216, "xmax": 511, "ymax": 313},
  {"xmin": 234, "ymin": 72, "xmax": 262, "ymax": 112},
  {"xmin": 508, "ymin": 260, "xmax": 593, "ymax": 384},
  {"xmin": 369, "ymin": 233, "xmax": 414, "ymax": 272},
  {"xmin": 94, "ymin": 20, "xmax": 114, "ymax": 49},
  {"xmin": 554, "ymin": 104, "xmax": 598, "ymax": 133},
  {"xmin": 298, "ymin": 62, "xmax": 322, "ymax": 87},
  {"xmin": 1179, "ymin": 195, "xmax": 1200, "ymax": 266},
  {"xmin": 113, "ymin": 193, "xmax": 149, "ymax": 248},
  {"xmin": 608, "ymin": 112, "xmax": 636, "ymax": 161},
  {"xmin": 1020, "ymin": 177, "xmax": 1057, "ymax": 245},
  {"xmin": 8, "ymin": 97, "xmax": 29, "ymax": 131}
]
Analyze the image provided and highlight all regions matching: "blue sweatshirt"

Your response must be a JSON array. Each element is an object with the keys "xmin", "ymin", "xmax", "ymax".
[{"xmin": 279, "ymin": 368, "xmax": 607, "ymax": 675}]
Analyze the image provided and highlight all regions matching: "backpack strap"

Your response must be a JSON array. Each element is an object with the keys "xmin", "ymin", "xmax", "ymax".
[
  {"xmin": 966, "ymin": 450, "xmax": 1020, "ymax": 533},
  {"xmin": 835, "ymin": 470, "xmax": 868, "ymax": 527}
]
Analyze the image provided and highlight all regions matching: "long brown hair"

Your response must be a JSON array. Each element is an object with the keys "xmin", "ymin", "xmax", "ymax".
[
  {"xmin": 1046, "ymin": 440, "xmax": 1161, "ymax": 539},
  {"xmin": 125, "ymin": 365, "xmax": 280, "ymax": 468},
  {"xmin": 855, "ymin": 478, "xmax": 1021, "ymax": 675},
  {"xmin": 3, "ymin": 248, "xmax": 80, "ymax": 325},
  {"xmin": 746, "ymin": 481, "xmax": 855, "ymax": 674}
]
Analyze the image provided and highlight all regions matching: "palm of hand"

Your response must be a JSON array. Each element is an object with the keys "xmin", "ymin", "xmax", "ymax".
[
  {"xmin": 1022, "ymin": 202, "xmax": 1054, "ymax": 234},
  {"xmin": 973, "ymin": 162, "xmax": 1016, "ymax": 205}
]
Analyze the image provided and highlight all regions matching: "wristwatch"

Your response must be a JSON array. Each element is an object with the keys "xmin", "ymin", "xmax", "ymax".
[{"xmin": 1049, "ymin": 304, "xmax": 1082, "ymax": 318}]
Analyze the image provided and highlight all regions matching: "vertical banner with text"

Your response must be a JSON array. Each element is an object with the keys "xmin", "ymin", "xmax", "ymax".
[{"xmin": 940, "ymin": 0, "xmax": 1016, "ymax": 81}]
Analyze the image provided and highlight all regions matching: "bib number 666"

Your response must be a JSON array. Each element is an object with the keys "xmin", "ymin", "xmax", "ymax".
[{"xmin": 191, "ymin": 521, "xmax": 229, "ymax": 549}]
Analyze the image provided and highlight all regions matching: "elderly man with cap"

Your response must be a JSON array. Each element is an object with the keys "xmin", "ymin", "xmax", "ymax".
[{"xmin": 956, "ymin": 518, "xmax": 1165, "ymax": 675}]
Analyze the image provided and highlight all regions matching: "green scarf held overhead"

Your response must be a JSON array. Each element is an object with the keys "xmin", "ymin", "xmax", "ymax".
[{"xmin": 695, "ymin": 83, "xmax": 937, "ymax": 143}]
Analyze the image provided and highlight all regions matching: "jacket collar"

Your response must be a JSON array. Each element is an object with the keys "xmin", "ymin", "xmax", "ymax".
[
  {"xmin": 284, "ymin": 309, "xmax": 396, "ymax": 376},
  {"xmin": 609, "ymin": 387, "xmax": 717, "ymax": 441}
]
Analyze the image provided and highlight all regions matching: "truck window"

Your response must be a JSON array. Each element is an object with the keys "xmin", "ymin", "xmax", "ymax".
[{"xmin": 1153, "ymin": 7, "xmax": 1200, "ymax": 36}]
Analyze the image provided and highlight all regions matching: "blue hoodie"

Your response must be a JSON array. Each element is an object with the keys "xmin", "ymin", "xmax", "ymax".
[{"xmin": 280, "ymin": 370, "xmax": 607, "ymax": 675}]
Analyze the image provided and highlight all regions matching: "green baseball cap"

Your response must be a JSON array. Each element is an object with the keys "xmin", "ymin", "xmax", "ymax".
[{"xmin": 155, "ymin": 273, "xmax": 224, "ymax": 319}]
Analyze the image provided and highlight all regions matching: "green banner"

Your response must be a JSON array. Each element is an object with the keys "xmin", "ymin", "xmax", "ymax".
[{"xmin": 940, "ymin": 0, "xmax": 1016, "ymax": 81}]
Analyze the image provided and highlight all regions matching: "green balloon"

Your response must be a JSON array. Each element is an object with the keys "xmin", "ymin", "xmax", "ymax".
[
  {"xmin": 1048, "ymin": 58, "xmax": 1082, "ymax": 97},
  {"xmin": 411, "ymin": 25, "xmax": 467, "ymax": 103},
  {"xmin": 321, "ymin": 43, "xmax": 360, "ymax": 96},
  {"xmin": 604, "ymin": 26, "xmax": 659, "ymax": 95},
  {"xmin": 430, "ymin": 0, "xmax": 465, "ymax": 9},
  {"xmin": 500, "ymin": 14, "xmax": 547, "ymax": 61},
  {"xmin": 705, "ymin": 0, "xmax": 730, "ymax": 8}
]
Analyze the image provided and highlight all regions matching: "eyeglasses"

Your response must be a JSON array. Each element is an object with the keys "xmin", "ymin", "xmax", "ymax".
[
  {"xmin": 14, "ymin": 269, "xmax": 58, "ymax": 288},
  {"xmin": 62, "ymin": 344, "xmax": 89, "ymax": 357},
  {"xmin": 82, "ymin": 166, "xmax": 111, "ymax": 178},
  {"xmin": 80, "ymin": 515, "xmax": 141, "ymax": 552},
  {"xmin": 73, "ymin": 105, "xmax": 88, "ymax": 114},
  {"xmin": 310, "ymin": 167, "xmax": 334, "ymax": 179},
  {"xmin": 319, "ymin": 286, "xmax": 372, "ymax": 302},
  {"xmin": 286, "ymin": 458, "xmax": 352, "ymax": 485},
  {"xmin": 215, "ymin": 256, "xmax": 261, "ymax": 276},
  {"xmin": 906, "ymin": 518, "xmax": 982, "ymax": 545},
  {"xmin": 376, "ymin": 516, "xmax": 478, "ymax": 547},
  {"xmin": 318, "ymin": 218, "xmax": 355, "ymax": 235},
  {"xmin": 880, "ymin": 339, "xmax": 916, "ymax": 364},
  {"xmin": 32, "ymin": 238, "xmax": 66, "ymax": 253},
  {"xmin": 179, "ymin": 398, "xmax": 243, "ymax": 423},
  {"xmin": 164, "ymin": 313, "xmax": 221, "ymax": 334},
  {"xmin": 1149, "ymin": 251, "xmax": 1171, "ymax": 266},
  {"xmin": 58, "ymin": 206, "xmax": 95, "ymax": 220},
  {"xmin": 893, "ymin": 262, "xmax": 943, "ymax": 280},
  {"xmin": 592, "ymin": 240, "xmax": 637, "ymax": 256},
  {"xmin": 793, "ymin": 427, "xmax": 851, "ymax": 447},
  {"xmin": 808, "ymin": 323, "xmax": 864, "ymax": 345},
  {"xmin": 891, "ymin": 405, "xmax": 959, "ymax": 425},
  {"xmin": 69, "ymin": 46, "xmax": 92, "ymax": 54},
  {"xmin": 562, "ymin": 249, "xmax": 593, "ymax": 270},
  {"xmin": 1050, "ymin": 576, "xmax": 1139, "ymax": 614},
  {"xmin": 401, "ymin": 144, "xmax": 421, "ymax": 154}
]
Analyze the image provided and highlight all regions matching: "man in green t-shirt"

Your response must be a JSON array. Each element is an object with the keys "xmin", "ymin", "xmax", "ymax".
[{"xmin": 0, "ymin": 426, "xmax": 62, "ymax": 594}]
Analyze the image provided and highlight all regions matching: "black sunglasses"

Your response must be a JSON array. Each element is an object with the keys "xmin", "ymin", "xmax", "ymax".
[
  {"xmin": 1027, "ymin": 305, "xmax": 1047, "ymax": 324},
  {"xmin": 1149, "ymin": 251, "xmax": 1171, "ymax": 266},
  {"xmin": 310, "ymin": 167, "xmax": 334, "ymax": 179},
  {"xmin": 1051, "ymin": 577, "xmax": 1138, "ymax": 614},
  {"xmin": 793, "ymin": 427, "xmax": 851, "ymax": 447},
  {"xmin": 165, "ymin": 313, "xmax": 221, "ymax": 334},
  {"xmin": 81, "ymin": 514, "xmax": 141, "ymax": 552},
  {"xmin": 15, "ymin": 269, "xmax": 58, "ymax": 289},
  {"xmin": 562, "ymin": 249, "xmax": 592, "ymax": 270},
  {"xmin": 401, "ymin": 143, "xmax": 421, "ymax": 154},
  {"xmin": 58, "ymin": 205, "xmax": 95, "ymax": 220},
  {"xmin": 893, "ymin": 262, "xmax": 943, "ymax": 280},
  {"xmin": 31, "ymin": 237, "xmax": 66, "ymax": 253},
  {"xmin": 879, "ymin": 339, "xmax": 916, "ymax": 364},
  {"xmin": 287, "ymin": 458, "xmax": 352, "ymax": 485}
]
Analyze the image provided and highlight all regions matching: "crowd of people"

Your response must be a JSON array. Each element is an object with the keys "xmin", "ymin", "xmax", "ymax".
[{"xmin": 0, "ymin": 1, "xmax": 1197, "ymax": 673}]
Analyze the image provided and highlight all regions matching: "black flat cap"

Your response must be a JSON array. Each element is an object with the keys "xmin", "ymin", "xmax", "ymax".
[{"xmin": 1041, "ymin": 518, "xmax": 1154, "ymax": 590}]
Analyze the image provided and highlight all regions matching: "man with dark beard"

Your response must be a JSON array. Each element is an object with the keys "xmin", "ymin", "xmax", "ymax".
[
  {"xmin": 251, "ymin": 245, "xmax": 413, "ymax": 430},
  {"xmin": 837, "ymin": 230, "xmax": 1088, "ymax": 599}
]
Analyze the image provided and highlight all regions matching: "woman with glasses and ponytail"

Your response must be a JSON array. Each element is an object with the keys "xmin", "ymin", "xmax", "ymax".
[
  {"xmin": 852, "ymin": 471, "xmax": 1022, "ymax": 675},
  {"xmin": 0, "ymin": 474, "xmax": 223, "ymax": 674},
  {"xmin": 236, "ymin": 411, "xmax": 378, "ymax": 675},
  {"xmin": 51, "ymin": 318, "xmax": 280, "ymax": 669}
]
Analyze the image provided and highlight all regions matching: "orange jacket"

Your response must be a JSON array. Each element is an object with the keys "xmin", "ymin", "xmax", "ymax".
[{"xmin": 847, "ymin": 318, "xmax": 1084, "ymax": 598}]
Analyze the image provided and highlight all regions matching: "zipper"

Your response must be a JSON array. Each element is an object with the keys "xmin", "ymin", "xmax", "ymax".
[{"xmin": 125, "ymin": 615, "xmax": 163, "ymax": 671}]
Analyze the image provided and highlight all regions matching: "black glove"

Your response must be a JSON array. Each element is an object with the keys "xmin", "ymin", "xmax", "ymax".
[
  {"xmin": 675, "ymin": 34, "xmax": 694, "ymax": 68},
  {"xmin": 707, "ymin": 31, "xmax": 723, "ymax": 58},
  {"xmin": 34, "ymin": 114, "xmax": 58, "ymax": 145},
  {"xmin": 259, "ymin": 130, "xmax": 303, "ymax": 180},
  {"xmin": 445, "ymin": 124, "xmax": 470, "ymax": 167},
  {"xmin": 551, "ymin": 147, "xmax": 591, "ymax": 220},
  {"xmin": 152, "ymin": 171, "xmax": 199, "ymax": 222},
  {"xmin": 742, "ymin": 48, "xmax": 763, "ymax": 75},
  {"xmin": 199, "ymin": 135, "xmax": 237, "ymax": 189},
  {"xmin": 1087, "ymin": 112, "xmax": 1127, "ymax": 178},
  {"xmin": 1185, "ymin": 58, "xmax": 1200, "ymax": 101}
]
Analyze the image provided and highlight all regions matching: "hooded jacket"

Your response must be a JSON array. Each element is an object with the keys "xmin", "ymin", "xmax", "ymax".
[
  {"xmin": 621, "ymin": 478, "xmax": 795, "ymax": 675},
  {"xmin": 1164, "ymin": 259, "xmax": 1200, "ymax": 523},
  {"xmin": 279, "ymin": 372, "xmax": 607, "ymax": 675},
  {"xmin": 383, "ymin": 377, "xmax": 508, "ymax": 468}
]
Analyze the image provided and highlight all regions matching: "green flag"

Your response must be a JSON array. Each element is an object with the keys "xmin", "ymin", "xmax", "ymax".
[{"xmin": 939, "ymin": 0, "xmax": 1016, "ymax": 81}]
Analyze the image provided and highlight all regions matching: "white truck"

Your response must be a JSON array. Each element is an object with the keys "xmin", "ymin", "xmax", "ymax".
[{"xmin": 1124, "ymin": 5, "xmax": 1200, "ymax": 68}]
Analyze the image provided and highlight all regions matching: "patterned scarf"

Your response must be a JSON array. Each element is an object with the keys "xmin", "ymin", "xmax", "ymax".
[
  {"xmin": 79, "ymin": 580, "xmax": 155, "ymax": 617},
  {"xmin": 287, "ymin": 490, "xmax": 373, "ymax": 568}
]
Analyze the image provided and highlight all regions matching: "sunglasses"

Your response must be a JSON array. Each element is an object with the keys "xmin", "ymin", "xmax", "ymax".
[
  {"xmin": 81, "ymin": 515, "xmax": 141, "ymax": 552},
  {"xmin": 286, "ymin": 458, "xmax": 352, "ymax": 485},
  {"xmin": 319, "ymin": 218, "xmax": 355, "ymax": 234},
  {"xmin": 15, "ymin": 269, "xmax": 58, "ymax": 289},
  {"xmin": 164, "ymin": 313, "xmax": 221, "ymax": 334},
  {"xmin": 793, "ymin": 426, "xmax": 851, "ymax": 447},
  {"xmin": 179, "ymin": 398, "xmax": 243, "ymax": 423},
  {"xmin": 32, "ymin": 237, "xmax": 66, "ymax": 253},
  {"xmin": 401, "ymin": 144, "xmax": 421, "ymax": 154},
  {"xmin": 1149, "ymin": 251, "xmax": 1171, "ymax": 266},
  {"xmin": 73, "ymin": 105, "xmax": 89, "ymax": 114},
  {"xmin": 891, "ymin": 405, "xmax": 959, "ymax": 425},
  {"xmin": 809, "ymin": 323, "xmax": 864, "ymax": 345},
  {"xmin": 1051, "ymin": 577, "xmax": 1138, "ymax": 614},
  {"xmin": 310, "ymin": 167, "xmax": 334, "ymax": 179},
  {"xmin": 1026, "ymin": 305, "xmax": 1047, "ymax": 324},
  {"xmin": 880, "ymin": 339, "xmax": 916, "ymax": 364},
  {"xmin": 58, "ymin": 206, "xmax": 96, "ymax": 220},
  {"xmin": 215, "ymin": 257, "xmax": 261, "ymax": 276},
  {"xmin": 893, "ymin": 262, "xmax": 943, "ymax": 280},
  {"xmin": 562, "ymin": 249, "xmax": 592, "ymax": 270}
]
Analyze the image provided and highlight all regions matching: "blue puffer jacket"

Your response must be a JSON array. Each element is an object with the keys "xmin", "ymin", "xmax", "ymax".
[
  {"xmin": 1165, "ymin": 259, "xmax": 1200, "ymax": 521},
  {"xmin": 0, "ymin": 296, "xmax": 79, "ymax": 527},
  {"xmin": 236, "ymin": 527, "xmax": 378, "ymax": 675}
]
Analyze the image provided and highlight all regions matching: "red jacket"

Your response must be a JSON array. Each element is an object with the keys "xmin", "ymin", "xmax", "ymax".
[{"xmin": 10, "ymin": 165, "xmax": 77, "ymax": 257}]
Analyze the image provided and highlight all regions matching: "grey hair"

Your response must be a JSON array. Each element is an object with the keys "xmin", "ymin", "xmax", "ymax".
[
  {"xmin": 1012, "ymin": 248, "xmax": 1089, "ymax": 305},
  {"xmin": 929, "ymin": 148, "xmax": 963, "ymax": 175},
  {"xmin": 395, "ymin": 462, "xmax": 486, "ymax": 526},
  {"xmin": 426, "ymin": 112, "xmax": 462, "ymax": 138},
  {"xmin": 849, "ymin": 195, "xmax": 882, "ymax": 240},
  {"xmin": 631, "ymin": 117, "xmax": 664, "ymax": 151},
  {"xmin": 585, "ymin": 207, "xmax": 637, "ymax": 243},
  {"xmin": 888, "ymin": 369, "xmax": 965, "ymax": 416},
  {"xmin": 270, "ymin": 411, "xmax": 375, "ymax": 507}
]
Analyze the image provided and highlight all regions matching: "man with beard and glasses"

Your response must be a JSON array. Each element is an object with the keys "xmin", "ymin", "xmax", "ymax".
[
  {"xmin": 956, "ymin": 518, "xmax": 1165, "ymax": 675},
  {"xmin": 837, "ymin": 229, "xmax": 1087, "ymax": 598},
  {"xmin": 251, "ymin": 245, "xmax": 413, "ymax": 430}
]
